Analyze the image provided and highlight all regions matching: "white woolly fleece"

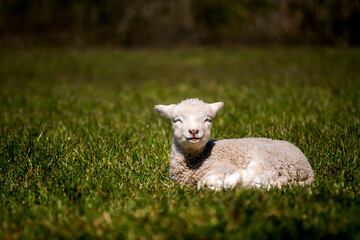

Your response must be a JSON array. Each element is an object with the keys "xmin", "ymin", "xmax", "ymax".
[{"xmin": 155, "ymin": 98, "xmax": 314, "ymax": 190}]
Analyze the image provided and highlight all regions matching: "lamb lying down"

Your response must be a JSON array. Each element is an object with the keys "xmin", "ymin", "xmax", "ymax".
[{"xmin": 154, "ymin": 98, "xmax": 314, "ymax": 190}]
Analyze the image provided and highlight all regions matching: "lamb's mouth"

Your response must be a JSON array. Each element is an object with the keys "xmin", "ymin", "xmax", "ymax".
[{"xmin": 186, "ymin": 137, "xmax": 202, "ymax": 143}]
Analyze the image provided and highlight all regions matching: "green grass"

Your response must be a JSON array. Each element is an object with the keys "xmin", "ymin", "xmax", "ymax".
[{"xmin": 1, "ymin": 47, "xmax": 360, "ymax": 239}]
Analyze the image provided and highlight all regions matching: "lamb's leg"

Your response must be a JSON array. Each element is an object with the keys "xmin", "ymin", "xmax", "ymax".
[
  {"xmin": 223, "ymin": 170, "xmax": 245, "ymax": 189},
  {"xmin": 197, "ymin": 174, "xmax": 225, "ymax": 190},
  {"xmin": 225, "ymin": 145, "xmax": 278, "ymax": 189},
  {"xmin": 223, "ymin": 159, "xmax": 264, "ymax": 189},
  {"xmin": 224, "ymin": 160, "xmax": 288, "ymax": 189}
]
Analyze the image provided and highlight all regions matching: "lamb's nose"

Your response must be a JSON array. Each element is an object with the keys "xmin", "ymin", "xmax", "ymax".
[{"xmin": 189, "ymin": 129, "xmax": 199, "ymax": 135}]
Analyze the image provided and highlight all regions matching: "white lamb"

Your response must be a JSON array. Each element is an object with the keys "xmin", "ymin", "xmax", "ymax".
[{"xmin": 154, "ymin": 98, "xmax": 315, "ymax": 190}]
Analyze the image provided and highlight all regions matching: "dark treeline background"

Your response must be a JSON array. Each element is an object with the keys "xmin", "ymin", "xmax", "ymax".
[{"xmin": 1, "ymin": 0, "xmax": 360, "ymax": 47}]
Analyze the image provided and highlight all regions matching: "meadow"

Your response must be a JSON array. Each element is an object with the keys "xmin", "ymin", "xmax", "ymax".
[{"xmin": 0, "ymin": 47, "xmax": 359, "ymax": 239}]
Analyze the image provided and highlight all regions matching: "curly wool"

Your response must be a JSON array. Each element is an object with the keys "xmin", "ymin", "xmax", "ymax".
[{"xmin": 170, "ymin": 138, "xmax": 314, "ymax": 186}]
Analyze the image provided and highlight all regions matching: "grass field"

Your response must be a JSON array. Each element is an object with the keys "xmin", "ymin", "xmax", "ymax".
[{"xmin": 1, "ymin": 47, "xmax": 360, "ymax": 239}]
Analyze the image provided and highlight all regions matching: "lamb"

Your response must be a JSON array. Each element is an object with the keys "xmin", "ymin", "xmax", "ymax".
[{"xmin": 154, "ymin": 98, "xmax": 315, "ymax": 190}]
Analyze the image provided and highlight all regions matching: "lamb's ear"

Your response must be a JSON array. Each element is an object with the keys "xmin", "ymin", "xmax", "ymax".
[
  {"xmin": 154, "ymin": 104, "xmax": 175, "ymax": 119},
  {"xmin": 210, "ymin": 102, "xmax": 224, "ymax": 116}
]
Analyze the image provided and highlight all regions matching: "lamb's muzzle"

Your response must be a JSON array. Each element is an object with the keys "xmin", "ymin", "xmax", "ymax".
[{"xmin": 189, "ymin": 129, "xmax": 199, "ymax": 136}]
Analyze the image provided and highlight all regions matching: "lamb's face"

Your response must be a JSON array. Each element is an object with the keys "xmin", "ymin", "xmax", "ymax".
[{"xmin": 155, "ymin": 99, "xmax": 224, "ymax": 151}]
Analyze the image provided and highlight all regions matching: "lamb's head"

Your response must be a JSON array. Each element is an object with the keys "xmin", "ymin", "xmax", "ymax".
[{"xmin": 154, "ymin": 98, "xmax": 224, "ymax": 151}]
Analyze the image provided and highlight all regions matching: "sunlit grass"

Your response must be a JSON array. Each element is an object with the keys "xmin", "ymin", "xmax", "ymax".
[{"xmin": 0, "ymin": 47, "xmax": 360, "ymax": 239}]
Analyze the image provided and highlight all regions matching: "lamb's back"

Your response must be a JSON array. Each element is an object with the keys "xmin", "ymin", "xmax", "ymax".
[{"xmin": 210, "ymin": 138, "xmax": 314, "ymax": 183}]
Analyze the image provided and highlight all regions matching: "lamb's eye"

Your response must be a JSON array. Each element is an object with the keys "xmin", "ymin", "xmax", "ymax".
[
  {"xmin": 205, "ymin": 118, "xmax": 212, "ymax": 123},
  {"xmin": 174, "ymin": 119, "xmax": 182, "ymax": 123}
]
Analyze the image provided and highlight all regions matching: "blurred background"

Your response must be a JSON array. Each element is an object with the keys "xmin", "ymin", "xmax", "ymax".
[{"xmin": 1, "ymin": 0, "xmax": 359, "ymax": 48}]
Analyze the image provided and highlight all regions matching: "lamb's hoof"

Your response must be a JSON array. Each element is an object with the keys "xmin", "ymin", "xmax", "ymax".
[{"xmin": 197, "ymin": 175, "xmax": 224, "ymax": 191}]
